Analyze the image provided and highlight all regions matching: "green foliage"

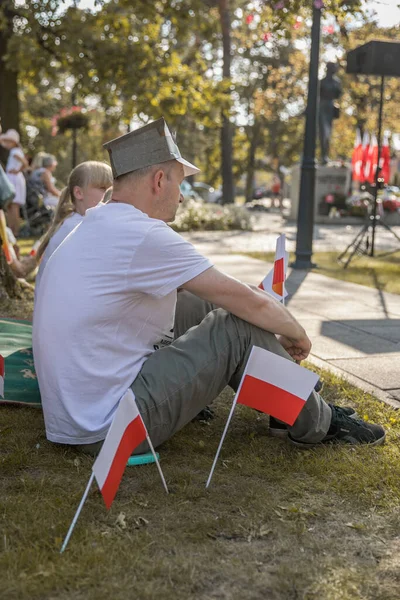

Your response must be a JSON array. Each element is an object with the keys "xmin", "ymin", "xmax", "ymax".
[
  {"xmin": 1, "ymin": 0, "xmax": 395, "ymax": 189},
  {"xmin": 171, "ymin": 199, "xmax": 253, "ymax": 231}
]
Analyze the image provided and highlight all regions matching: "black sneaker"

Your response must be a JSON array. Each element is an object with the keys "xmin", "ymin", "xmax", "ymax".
[
  {"xmin": 269, "ymin": 404, "xmax": 357, "ymax": 439},
  {"xmin": 288, "ymin": 404, "xmax": 385, "ymax": 448},
  {"xmin": 192, "ymin": 406, "xmax": 215, "ymax": 422},
  {"xmin": 314, "ymin": 379, "xmax": 324, "ymax": 393}
]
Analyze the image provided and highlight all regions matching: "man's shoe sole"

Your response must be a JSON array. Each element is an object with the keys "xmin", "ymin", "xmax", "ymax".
[
  {"xmin": 288, "ymin": 432, "xmax": 386, "ymax": 449},
  {"xmin": 269, "ymin": 426, "xmax": 288, "ymax": 439}
]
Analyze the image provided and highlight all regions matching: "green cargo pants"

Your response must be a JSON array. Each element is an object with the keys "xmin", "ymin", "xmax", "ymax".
[{"xmin": 74, "ymin": 290, "xmax": 331, "ymax": 455}]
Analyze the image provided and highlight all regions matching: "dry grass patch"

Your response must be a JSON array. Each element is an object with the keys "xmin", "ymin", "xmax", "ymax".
[{"xmin": 1, "ymin": 367, "xmax": 400, "ymax": 600}]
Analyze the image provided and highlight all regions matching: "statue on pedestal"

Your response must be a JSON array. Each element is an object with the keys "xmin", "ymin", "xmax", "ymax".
[{"xmin": 319, "ymin": 62, "xmax": 342, "ymax": 165}]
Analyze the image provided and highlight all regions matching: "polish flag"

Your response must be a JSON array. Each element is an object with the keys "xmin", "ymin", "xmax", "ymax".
[
  {"xmin": 361, "ymin": 131, "xmax": 370, "ymax": 181},
  {"xmin": 93, "ymin": 389, "xmax": 147, "ymax": 509},
  {"xmin": 380, "ymin": 135, "xmax": 391, "ymax": 184},
  {"xmin": 259, "ymin": 234, "xmax": 288, "ymax": 302},
  {"xmin": 364, "ymin": 134, "xmax": 378, "ymax": 184},
  {"xmin": 0, "ymin": 354, "xmax": 4, "ymax": 397},
  {"xmin": 237, "ymin": 346, "xmax": 319, "ymax": 425},
  {"xmin": 351, "ymin": 129, "xmax": 363, "ymax": 182},
  {"xmin": 30, "ymin": 240, "xmax": 41, "ymax": 258}
]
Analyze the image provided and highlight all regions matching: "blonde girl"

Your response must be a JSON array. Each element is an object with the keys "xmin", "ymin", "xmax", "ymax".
[{"xmin": 35, "ymin": 161, "xmax": 112, "ymax": 292}]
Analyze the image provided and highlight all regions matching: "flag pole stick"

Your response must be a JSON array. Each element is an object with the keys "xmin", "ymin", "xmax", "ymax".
[
  {"xmin": 60, "ymin": 472, "xmax": 95, "ymax": 554},
  {"xmin": 146, "ymin": 434, "xmax": 169, "ymax": 494},
  {"xmin": 206, "ymin": 347, "xmax": 255, "ymax": 489},
  {"xmin": 205, "ymin": 394, "xmax": 238, "ymax": 489},
  {"xmin": 206, "ymin": 346, "xmax": 254, "ymax": 489}
]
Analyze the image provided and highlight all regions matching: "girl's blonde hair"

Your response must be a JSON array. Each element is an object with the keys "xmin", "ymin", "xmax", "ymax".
[{"xmin": 37, "ymin": 161, "xmax": 113, "ymax": 261}]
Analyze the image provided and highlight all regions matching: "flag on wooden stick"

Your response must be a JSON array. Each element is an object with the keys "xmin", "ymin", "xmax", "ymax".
[
  {"xmin": 60, "ymin": 389, "xmax": 168, "ymax": 553},
  {"xmin": 206, "ymin": 346, "xmax": 319, "ymax": 488},
  {"xmin": 236, "ymin": 346, "xmax": 319, "ymax": 425},
  {"xmin": 259, "ymin": 234, "xmax": 288, "ymax": 303},
  {"xmin": 93, "ymin": 388, "xmax": 167, "ymax": 509}
]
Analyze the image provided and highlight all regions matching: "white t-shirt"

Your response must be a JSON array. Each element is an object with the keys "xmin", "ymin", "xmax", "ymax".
[
  {"xmin": 6, "ymin": 147, "xmax": 24, "ymax": 173},
  {"xmin": 35, "ymin": 212, "xmax": 83, "ymax": 294},
  {"xmin": 32, "ymin": 203, "xmax": 212, "ymax": 444}
]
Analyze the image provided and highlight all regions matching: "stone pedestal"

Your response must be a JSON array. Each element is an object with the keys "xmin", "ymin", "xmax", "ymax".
[{"xmin": 289, "ymin": 163, "xmax": 352, "ymax": 222}]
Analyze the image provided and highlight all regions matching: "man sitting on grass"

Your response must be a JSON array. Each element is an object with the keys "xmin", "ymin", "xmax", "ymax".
[{"xmin": 32, "ymin": 118, "xmax": 385, "ymax": 456}]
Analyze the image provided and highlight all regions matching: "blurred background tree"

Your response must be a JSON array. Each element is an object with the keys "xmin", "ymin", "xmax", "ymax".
[{"xmin": 0, "ymin": 0, "xmax": 399, "ymax": 192}]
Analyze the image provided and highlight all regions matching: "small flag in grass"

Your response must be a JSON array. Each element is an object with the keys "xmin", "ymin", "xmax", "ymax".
[
  {"xmin": 206, "ymin": 346, "xmax": 319, "ymax": 488},
  {"xmin": 92, "ymin": 388, "xmax": 167, "ymax": 509},
  {"xmin": 259, "ymin": 234, "xmax": 288, "ymax": 303},
  {"xmin": 60, "ymin": 389, "xmax": 168, "ymax": 553},
  {"xmin": 236, "ymin": 346, "xmax": 319, "ymax": 425}
]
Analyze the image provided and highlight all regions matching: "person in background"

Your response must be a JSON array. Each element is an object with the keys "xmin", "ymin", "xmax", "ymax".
[
  {"xmin": 271, "ymin": 173, "xmax": 282, "ymax": 211},
  {"xmin": 29, "ymin": 154, "xmax": 62, "ymax": 210},
  {"xmin": 35, "ymin": 160, "xmax": 113, "ymax": 293},
  {"xmin": 0, "ymin": 129, "xmax": 28, "ymax": 236},
  {"xmin": 6, "ymin": 226, "xmax": 37, "ymax": 280}
]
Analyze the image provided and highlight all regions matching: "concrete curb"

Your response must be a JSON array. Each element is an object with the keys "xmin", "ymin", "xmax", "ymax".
[{"xmin": 307, "ymin": 353, "xmax": 400, "ymax": 410}]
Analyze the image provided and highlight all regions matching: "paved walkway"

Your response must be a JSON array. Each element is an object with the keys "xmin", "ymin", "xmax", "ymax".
[
  {"xmin": 183, "ymin": 211, "xmax": 400, "ymax": 254},
  {"xmin": 185, "ymin": 218, "xmax": 400, "ymax": 409}
]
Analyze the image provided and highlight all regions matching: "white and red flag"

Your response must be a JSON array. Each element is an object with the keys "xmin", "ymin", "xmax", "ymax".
[
  {"xmin": 364, "ymin": 134, "xmax": 378, "ymax": 183},
  {"xmin": 206, "ymin": 346, "xmax": 319, "ymax": 487},
  {"xmin": 380, "ymin": 135, "xmax": 391, "ymax": 184},
  {"xmin": 351, "ymin": 129, "xmax": 363, "ymax": 182},
  {"xmin": 93, "ymin": 389, "xmax": 163, "ymax": 509},
  {"xmin": 60, "ymin": 389, "xmax": 168, "ymax": 553},
  {"xmin": 0, "ymin": 354, "xmax": 4, "ymax": 397},
  {"xmin": 236, "ymin": 346, "xmax": 319, "ymax": 425},
  {"xmin": 259, "ymin": 234, "xmax": 288, "ymax": 302}
]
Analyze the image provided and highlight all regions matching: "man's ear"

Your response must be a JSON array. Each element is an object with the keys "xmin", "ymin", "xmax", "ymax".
[
  {"xmin": 153, "ymin": 169, "xmax": 165, "ymax": 192},
  {"xmin": 73, "ymin": 186, "xmax": 84, "ymax": 201}
]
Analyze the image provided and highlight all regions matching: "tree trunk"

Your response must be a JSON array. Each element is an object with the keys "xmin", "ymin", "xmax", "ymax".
[
  {"xmin": 0, "ymin": 3, "xmax": 20, "ymax": 133},
  {"xmin": 0, "ymin": 245, "xmax": 20, "ymax": 301},
  {"xmin": 218, "ymin": 0, "xmax": 234, "ymax": 205},
  {"xmin": 245, "ymin": 119, "xmax": 262, "ymax": 203}
]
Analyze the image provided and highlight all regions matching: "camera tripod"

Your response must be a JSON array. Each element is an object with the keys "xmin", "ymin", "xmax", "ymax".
[
  {"xmin": 338, "ymin": 74, "xmax": 400, "ymax": 269},
  {"xmin": 338, "ymin": 212, "xmax": 400, "ymax": 268}
]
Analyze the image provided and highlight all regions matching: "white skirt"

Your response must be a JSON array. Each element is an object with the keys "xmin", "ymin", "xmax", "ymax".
[{"xmin": 7, "ymin": 172, "xmax": 26, "ymax": 206}]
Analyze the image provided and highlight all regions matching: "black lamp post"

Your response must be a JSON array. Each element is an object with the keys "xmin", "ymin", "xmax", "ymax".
[
  {"xmin": 291, "ymin": 1, "xmax": 322, "ymax": 269},
  {"xmin": 71, "ymin": 91, "xmax": 78, "ymax": 170}
]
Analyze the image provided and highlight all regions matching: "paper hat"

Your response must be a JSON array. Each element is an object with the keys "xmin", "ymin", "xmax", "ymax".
[
  {"xmin": 103, "ymin": 118, "xmax": 200, "ymax": 178},
  {"xmin": 0, "ymin": 129, "xmax": 20, "ymax": 145}
]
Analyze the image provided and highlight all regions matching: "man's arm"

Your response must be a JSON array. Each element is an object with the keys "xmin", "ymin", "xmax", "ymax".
[{"xmin": 181, "ymin": 266, "xmax": 311, "ymax": 361}]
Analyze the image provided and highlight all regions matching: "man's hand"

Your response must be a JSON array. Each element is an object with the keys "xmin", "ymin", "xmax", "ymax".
[{"xmin": 277, "ymin": 334, "xmax": 312, "ymax": 361}]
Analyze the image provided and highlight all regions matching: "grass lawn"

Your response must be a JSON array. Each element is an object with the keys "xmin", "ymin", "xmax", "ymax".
[
  {"xmin": 240, "ymin": 251, "xmax": 400, "ymax": 296},
  {"xmin": 2, "ymin": 367, "xmax": 400, "ymax": 600}
]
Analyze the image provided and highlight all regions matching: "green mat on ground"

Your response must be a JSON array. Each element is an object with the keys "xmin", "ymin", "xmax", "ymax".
[{"xmin": 0, "ymin": 317, "xmax": 41, "ymax": 407}]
